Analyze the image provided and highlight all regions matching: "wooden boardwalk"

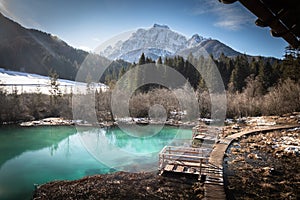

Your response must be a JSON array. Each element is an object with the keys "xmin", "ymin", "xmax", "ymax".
[
  {"xmin": 159, "ymin": 124, "xmax": 299, "ymax": 200},
  {"xmin": 205, "ymin": 124, "xmax": 299, "ymax": 200}
]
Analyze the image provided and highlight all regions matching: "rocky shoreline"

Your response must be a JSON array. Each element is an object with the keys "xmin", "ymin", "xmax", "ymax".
[
  {"xmin": 19, "ymin": 117, "xmax": 198, "ymax": 128},
  {"xmin": 19, "ymin": 117, "xmax": 116, "ymax": 127}
]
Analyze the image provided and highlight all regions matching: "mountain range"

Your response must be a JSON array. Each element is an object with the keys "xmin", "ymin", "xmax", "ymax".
[
  {"xmin": 99, "ymin": 23, "xmax": 241, "ymax": 63},
  {"xmin": 0, "ymin": 12, "xmax": 268, "ymax": 82}
]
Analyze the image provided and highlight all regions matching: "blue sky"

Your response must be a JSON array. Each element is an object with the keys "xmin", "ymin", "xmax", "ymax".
[{"xmin": 0, "ymin": 0, "xmax": 288, "ymax": 58}]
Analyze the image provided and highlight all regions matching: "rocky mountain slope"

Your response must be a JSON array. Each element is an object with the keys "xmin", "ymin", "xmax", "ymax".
[{"xmin": 99, "ymin": 24, "xmax": 241, "ymax": 62}]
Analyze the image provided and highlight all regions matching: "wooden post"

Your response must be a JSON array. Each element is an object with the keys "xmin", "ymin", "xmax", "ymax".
[
  {"xmin": 199, "ymin": 158, "xmax": 202, "ymax": 176},
  {"xmin": 159, "ymin": 154, "xmax": 162, "ymax": 170},
  {"xmin": 162, "ymin": 154, "xmax": 165, "ymax": 170}
]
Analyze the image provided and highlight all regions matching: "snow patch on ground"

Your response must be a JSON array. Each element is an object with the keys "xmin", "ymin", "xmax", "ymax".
[{"xmin": 0, "ymin": 68, "xmax": 108, "ymax": 94}]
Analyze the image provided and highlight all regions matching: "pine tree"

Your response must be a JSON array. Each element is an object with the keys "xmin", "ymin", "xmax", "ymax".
[
  {"xmin": 157, "ymin": 56, "xmax": 162, "ymax": 65},
  {"xmin": 138, "ymin": 53, "xmax": 146, "ymax": 65},
  {"xmin": 217, "ymin": 53, "xmax": 231, "ymax": 89},
  {"xmin": 146, "ymin": 57, "xmax": 154, "ymax": 64},
  {"xmin": 49, "ymin": 69, "xmax": 60, "ymax": 105},
  {"xmin": 118, "ymin": 67, "xmax": 126, "ymax": 79},
  {"xmin": 258, "ymin": 61, "xmax": 274, "ymax": 92},
  {"xmin": 282, "ymin": 47, "xmax": 300, "ymax": 81},
  {"xmin": 185, "ymin": 59, "xmax": 199, "ymax": 89},
  {"xmin": 177, "ymin": 56, "xmax": 185, "ymax": 75},
  {"xmin": 229, "ymin": 55, "xmax": 250, "ymax": 92},
  {"xmin": 249, "ymin": 57, "xmax": 260, "ymax": 77}
]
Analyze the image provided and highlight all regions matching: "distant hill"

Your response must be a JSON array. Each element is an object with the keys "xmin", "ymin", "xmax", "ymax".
[{"xmin": 0, "ymin": 13, "xmax": 92, "ymax": 80}]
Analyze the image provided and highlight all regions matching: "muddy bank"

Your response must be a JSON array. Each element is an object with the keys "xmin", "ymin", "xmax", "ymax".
[
  {"xmin": 224, "ymin": 129, "xmax": 300, "ymax": 200},
  {"xmin": 33, "ymin": 171, "xmax": 203, "ymax": 200}
]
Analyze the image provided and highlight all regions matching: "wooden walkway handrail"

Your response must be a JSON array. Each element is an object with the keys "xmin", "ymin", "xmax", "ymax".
[
  {"xmin": 164, "ymin": 149, "xmax": 211, "ymax": 155},
  {"xmin": 160, "ymin": 146, "xmax": 211, "ymax": 154},
  {"xmin": 161, "ymin": 153, "xmax": 208, "ymax": 160},
  {"xmin": 164, "ymin": 158, "xmax": 208, "ymax": 165},
  {"xmin": 161, "ymin": 145, "xmax": 209, "ymax": 150}
]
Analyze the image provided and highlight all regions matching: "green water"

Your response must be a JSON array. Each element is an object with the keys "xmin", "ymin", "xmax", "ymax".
[{"xmin": 0, "ymin": 125, "xmax": 192, "ymax": 200}]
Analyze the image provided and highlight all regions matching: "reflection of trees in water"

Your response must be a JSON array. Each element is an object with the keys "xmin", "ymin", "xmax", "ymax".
[
  {"xmin": 48, "ymin": 127, "xmax": 74, "ymax": 157},
  {"xmin": 49, "ymin": 143, "xmax": 59, "ymax": 156},
  {"xmin": 49, "ymin": 137, "xmax": 72, "ymax": 157},
  {"xmin": 0, "ymin": 126, "xmax": 76, "ymax": 167}
]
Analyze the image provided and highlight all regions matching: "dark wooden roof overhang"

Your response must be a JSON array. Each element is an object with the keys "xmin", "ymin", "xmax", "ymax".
[{"xmin": 219, "ymin": 0, "xmax": 300, "ymax": 49}]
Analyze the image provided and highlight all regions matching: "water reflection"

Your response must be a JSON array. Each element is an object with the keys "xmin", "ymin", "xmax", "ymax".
[
  {"xmin": 0, "ymin": 125, "xmax": 192, "ymax": 200},
  {"xmin": 0, "ymin": 126, "xmax": 77, "ymax": 167},
  {"xmin": 79, "ymin": 125, "xmax": 192, "ymax": 172}
]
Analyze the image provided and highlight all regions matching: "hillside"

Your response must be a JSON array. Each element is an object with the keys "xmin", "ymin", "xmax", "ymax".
[{"xmin": 0, "ymin": 13, "xmax": 92, "ymax": 80}]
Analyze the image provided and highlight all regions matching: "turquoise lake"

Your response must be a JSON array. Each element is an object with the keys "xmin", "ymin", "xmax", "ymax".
[{"xmin": 0, "ymin": 125, "xmax": 192, "ymax": 200}]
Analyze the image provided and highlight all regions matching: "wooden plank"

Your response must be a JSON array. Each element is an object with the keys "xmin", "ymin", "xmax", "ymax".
[
  {"xmin": 205, "ymin": 181, "xmax": 224, "ymax": 186},
  {"xmin": 187, "ymin": 167, "xmax": 197, "ymax": 173},
  {"xmin": 164, "ymin": 164, "xmax": 174, "ymax": 171},
  {"xmin": 204, "ymin": 169, "xmax": 223, "ymax": 174},
  {"xmin": 204, "ymin": 185, "xmax": 226, "ymax": 199},
  {"xmin": 206, "ymin": 176, "xmax": 223, "ymax": 182},
  {"xmin": 176, "ymin": 160, "xmax": 208, "ymax": 167},
  {"xmin": 175, "ymin": 165, "xmax": 185, "ymax": 173}
]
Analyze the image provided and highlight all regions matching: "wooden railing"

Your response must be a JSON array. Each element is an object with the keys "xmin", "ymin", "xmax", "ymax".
[{"xmin": 159, "ymin": 146, "xmax": 211, "ymax": 175}]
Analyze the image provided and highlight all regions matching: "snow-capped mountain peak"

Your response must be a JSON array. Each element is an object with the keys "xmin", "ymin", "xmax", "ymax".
[
  {"xmin": 192, "ymin": 34, "xmax": 204, "ymax": 43},
  {"xmin": 152, "ymin": 23, "xmax": 170, "ymax": 29},
  {"xmin": 99, "ymin": 24, "xmax": 188, "ymax": 62},
  {"xmin": 99, "ymin": 24, "xmax": 240, "ymax": 62},
  {"xmin": 187, "ymin": 34, "xmax": 204, "ymax": 48}
]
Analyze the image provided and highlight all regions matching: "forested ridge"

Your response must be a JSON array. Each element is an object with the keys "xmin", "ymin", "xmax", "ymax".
[{"xmin": 1, "ymin": 48, "xmax": 299, "ymax": 124}]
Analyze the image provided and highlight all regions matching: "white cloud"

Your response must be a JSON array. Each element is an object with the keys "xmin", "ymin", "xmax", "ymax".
[
  {"xmin": 192, "ymin": 0, "xmax": 226, "ymax": 15},
  {"xmin": 92, "ymin": 37, "xmax": 101, "ymax": 42},
  {"xmin": 78, "ymin": 45, "xmax": 94, "ymax": 52},
  {"xmin": 192, "ymin": 0, "xmax": 255, "ymax": 30}
]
